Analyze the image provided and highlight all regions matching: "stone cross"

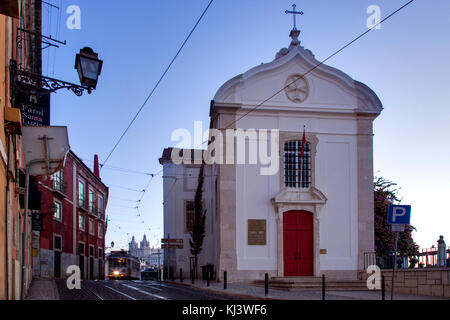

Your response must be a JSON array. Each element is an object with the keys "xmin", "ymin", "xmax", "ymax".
[{"xmin": 285, "ymin": 4, "xmax": 304, "ymax": 30}]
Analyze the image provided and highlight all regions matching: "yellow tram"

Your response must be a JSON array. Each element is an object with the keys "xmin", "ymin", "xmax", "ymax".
[{"xmin": 107, "ymin": 251, "xmax": 140, "ymax": 280}]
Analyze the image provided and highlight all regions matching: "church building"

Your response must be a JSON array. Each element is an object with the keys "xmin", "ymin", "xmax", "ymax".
[
  {"xmin": 128, "ymin": 235, "xmax": 164, "ymax": 268},
  {"xmin": 160, "ymin": 24, "xmax": 382, "ymax": 282}
]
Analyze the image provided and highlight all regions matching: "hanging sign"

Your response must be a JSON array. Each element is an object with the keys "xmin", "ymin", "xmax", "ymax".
[{"xmin": 14, "ymin": 86, "xmax": 51, "ymax": 126}]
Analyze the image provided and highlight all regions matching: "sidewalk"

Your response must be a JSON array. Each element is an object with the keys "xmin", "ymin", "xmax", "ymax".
[
  {"xmin": 165, "ymin": 279, "xmax": 449, "ymax": 300},
  {"xmin": 25, "ymin": 278, "xmax": 60, "ymax": 300}
]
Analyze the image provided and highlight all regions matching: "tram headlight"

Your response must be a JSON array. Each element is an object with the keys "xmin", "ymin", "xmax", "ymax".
[{"xmin": 113, "ymin": 270, "xmax": 120, "ymax": 276}]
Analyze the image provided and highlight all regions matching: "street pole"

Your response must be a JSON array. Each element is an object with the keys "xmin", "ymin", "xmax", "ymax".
[
  {"xmin": 391, "ymin": 231, "xmax": 399, "ymax": 300},
  {"xmin": 21, "ymin": 168, "xmax": 30, "ymax": 300},
  {"xmin": 158, "ymin": 248, "xmax": 161, "ymax": 280}
]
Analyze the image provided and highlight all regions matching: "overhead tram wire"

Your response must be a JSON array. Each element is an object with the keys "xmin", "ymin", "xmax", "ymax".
[
  {"xmin": 185, "ymin": 0, "xmax": 417, "ymax": 155},
  {"xmin": 107, "ymin": 184, "xmax": 145, "ymax": 193},
  {"xmin": 105, "ymin": 0, "xmax": 414, "ymax": 242},
  {"xmin": 105, "ymin": 166, "xmax": 168, "ymax": 235},
  {"xmin": 101, "ymin": 164, "xmax": 155, "ymax": 176},
  {"xmin": 221, "ymin": 0, "xmax": 415, "ymax": 131},
  {"xmin": 108, "ymin": 196, "xmax": 142, "ymax": 203},
  {"xmin": 100, "ymin": 0, "xmax": 215, "ymax": 170}
]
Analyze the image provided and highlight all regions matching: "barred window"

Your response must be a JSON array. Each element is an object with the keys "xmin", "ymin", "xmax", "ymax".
[
  {"xmin": 284, "ymin": 140, "xmax": 311, "ymax": 188},
  {"xmin": 53, "ymin": 170, "xmax": 63, "ymax": 191},
  {"xmin": 54, "ymin": 200, "xmax": 63, "ymax": 221},
  {"xmin": 185, "ymin": 201, "xmax": 195, "ymax": 233},
  {"xmin": 89, "ymin": 219, "xmax": 95, "ymax": 235},
  {"xmin": 98, "ymin": 222, "xmax": 103, "ymax": 239},
  {"xmin": 79, "ymin": 214, "xmax": 85, "ymax": 230}
]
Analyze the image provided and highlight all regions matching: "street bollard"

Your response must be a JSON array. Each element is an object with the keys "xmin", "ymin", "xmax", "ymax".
[
  {"xmin": 322, "ymin": 274, "xmax": 325, "ymax": 300},
  {"xmin": 224, "ymin": 271, "xmax": 227, "ymax": 290},
  {"xmin": 191, "ymin": 270, "xmax": 195, "ymax": 284},
  {"xmin": 206, "ymin": 269, "xmax": 210, "ymax": 287},
  {"xmin": 264, "ymin": 273, "xmax": 269, "ymax": 296},
  {"xmin": 180, "ymin": 268, "xmax": 183, "ymax": 283},
  {"xmin": 381, "ymin": 274, "xmax": 385, "ymax": 301}
]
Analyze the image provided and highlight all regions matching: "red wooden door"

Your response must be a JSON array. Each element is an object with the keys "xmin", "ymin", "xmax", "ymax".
[{"xmin": 283, "ymin": 210, "xmax": 313, "ymax": 276}]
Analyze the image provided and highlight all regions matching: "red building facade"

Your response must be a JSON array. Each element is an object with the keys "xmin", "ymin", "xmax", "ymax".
[{"xmin": 34, "ymin": 151, "xmax": 108, "ymax": 280}]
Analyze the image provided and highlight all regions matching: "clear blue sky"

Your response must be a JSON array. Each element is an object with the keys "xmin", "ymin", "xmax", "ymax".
[{"xmin": 42, "ymin": 0, "xmax": 450, "ymax": 251}]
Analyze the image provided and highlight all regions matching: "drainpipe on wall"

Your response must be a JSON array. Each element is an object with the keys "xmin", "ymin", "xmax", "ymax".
[
  {"xmin": 20, "ymin": 166, "xmax": 30, "ymax": 300},
  {"xmin": 5, "ymin": 136, "xmax": 11, "ymax": 299}
]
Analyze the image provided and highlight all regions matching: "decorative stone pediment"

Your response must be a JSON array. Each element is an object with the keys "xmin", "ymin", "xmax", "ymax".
[
  {"xmin": 213, "ymin": 31, "xmax": 383, "ymax": 116},
  {"xmin": 271, "ymin": 187, "xmax": 327, "ymax": 211}
]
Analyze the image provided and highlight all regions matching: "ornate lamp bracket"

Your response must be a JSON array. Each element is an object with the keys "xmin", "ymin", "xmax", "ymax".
[{"xmin": 9, "ymin": 60, "xmax": 92, "ymax": 101}]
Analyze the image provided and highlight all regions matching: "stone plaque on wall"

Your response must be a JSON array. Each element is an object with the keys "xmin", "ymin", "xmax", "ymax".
[{"xmin": 248, "ymin": 219, "xmax": 266, "ymax": 245}]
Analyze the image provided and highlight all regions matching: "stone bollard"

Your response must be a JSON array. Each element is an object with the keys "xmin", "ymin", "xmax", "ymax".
[
  {"xmin": 224, "ymin": 271, "xmax": 227, "ymax": 290},
  {"xmin": 437, "ymin": 235, "xmax": 447, "ymax": 267},
  {"xmin": 264, "ymin": 273, "xmax": 269, "ymax": 296}
]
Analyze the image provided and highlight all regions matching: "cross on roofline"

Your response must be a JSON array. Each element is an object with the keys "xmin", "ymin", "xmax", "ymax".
[{"xmin": 285, "ymin": 4, "xmax": 304, "ymax": 30}]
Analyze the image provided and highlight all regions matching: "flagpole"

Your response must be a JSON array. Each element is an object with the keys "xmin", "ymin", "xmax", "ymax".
[{"xmin": 300, "ymin": 125, "xmax": 306, "ymax": 188}]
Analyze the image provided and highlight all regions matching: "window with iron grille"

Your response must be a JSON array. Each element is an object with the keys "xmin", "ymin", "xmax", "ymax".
[
  {"xmin": 54, "ymin": 200, "xmax": 63, "ymax": 221},
  {"xmin": 98, "ymin": 195, "xmax": 104, "ymax": 215},
  {"xmin": 53, "ymin": 170, "xmax": 63, "ymax": 192},
  {"xmin": 78, "ymin": 179, "xmax": 85, "ymax": 206},
  {"xmin": 185, "ymin": 201, "xmax": 195, "ymax": 233},
  {"xmin": 88, "ymin": 187, "xmax": 95, "ymax": 213},
  {"xmin": 89, "ymin": 219, "xmax": 95, "ymax": 235},
  {"xmin": 284, "ymin": 140, "xmax": 311, "ymax": 188},
  {"xmin": 98, "ymin": 222, "xmax": 103, "ymax": 238},
  {"xmin": 79, "ymin": 214, "xmax": 85, "ymax": 231}
]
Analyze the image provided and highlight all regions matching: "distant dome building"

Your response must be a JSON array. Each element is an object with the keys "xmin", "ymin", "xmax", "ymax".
[
  {"xmin": 129, "ymin": 236, "xmax": 138, "ymax": 251},
  {"xmin": 128, "ymin": 234, "xmax": 163, "ymax": 268}
]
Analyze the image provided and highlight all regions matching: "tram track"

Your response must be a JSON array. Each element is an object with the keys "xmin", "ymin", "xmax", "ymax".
[
  {"xmin": 57, "ymin": 279, "xmax": 243, "ymax": 300},
  {"xmin": 80, "ymin": 282, "xmax": 105, "ymax": 300}
]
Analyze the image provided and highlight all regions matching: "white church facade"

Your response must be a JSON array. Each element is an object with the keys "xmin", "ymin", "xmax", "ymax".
[{"xmin": 160, "ymin": 27, "xmax": 382, "ymax": 282}]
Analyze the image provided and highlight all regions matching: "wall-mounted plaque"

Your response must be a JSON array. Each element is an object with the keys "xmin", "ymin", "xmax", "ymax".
[
  {"xmin": 248, "ymin": 219, "xmax": 266, "ymax": 245},
  {"xmin": 14, "ymin": 85, "xmax": 50, "ymax": 126}
]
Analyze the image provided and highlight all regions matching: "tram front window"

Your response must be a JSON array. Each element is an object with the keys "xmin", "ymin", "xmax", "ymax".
[{"xmin": 111, "ymin": 258, "xmax": 126, "ymax": 268}]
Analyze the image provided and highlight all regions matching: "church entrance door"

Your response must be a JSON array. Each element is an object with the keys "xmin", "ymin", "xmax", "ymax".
[{"xmin": 283, "ymin": 210, "xmax": 313, "ymax": 276}]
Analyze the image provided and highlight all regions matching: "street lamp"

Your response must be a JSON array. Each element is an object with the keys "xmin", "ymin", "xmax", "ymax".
[
  {"xmin": 74, "ymin": 47, "xmax": 103, "ymax": 90},
  {"xmin": 9, "ymin": 46, "xmax": 103, "ymax": 97}
]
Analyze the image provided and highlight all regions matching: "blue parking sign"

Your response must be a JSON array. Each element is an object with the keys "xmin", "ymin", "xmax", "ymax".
[{"xmin": 388, "ymin": 205, "xmax": 411, "ymax": 224}]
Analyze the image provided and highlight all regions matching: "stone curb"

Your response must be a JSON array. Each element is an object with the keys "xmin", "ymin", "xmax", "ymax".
[
  {"xmin": 162, "ymin": 280, "xmax": 278, "ymax": 300},
  {"xmin": 25, "ymin": 278, "xmax": 60, "ymax": 300}
]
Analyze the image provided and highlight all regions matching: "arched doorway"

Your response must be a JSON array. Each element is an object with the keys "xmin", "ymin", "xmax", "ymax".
[{"xmin": 283, "ymin": 210, "xmax": 313, "ymax": 276}]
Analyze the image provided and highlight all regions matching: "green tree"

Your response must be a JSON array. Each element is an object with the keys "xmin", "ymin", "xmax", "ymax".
[
  {"xmin": 189, "ymin": 163, "xmax": 207, "ymax": 274},
  {"xmin": 374, "ymin": 177, "xmax": 419, "ymax": 260}
]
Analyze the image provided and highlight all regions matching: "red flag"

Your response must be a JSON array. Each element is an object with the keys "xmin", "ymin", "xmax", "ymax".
[{"xmin": 300, "ymin": 127, "xmax": 306, "ymax": 158}]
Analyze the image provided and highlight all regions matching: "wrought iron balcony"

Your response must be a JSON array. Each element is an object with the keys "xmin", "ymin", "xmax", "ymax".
[
  {"xmin": 88, "ymin": 201, "xmax": 96, "ymax": 215},
  {"xmin": 77, "ymin": 198, "xmax": 89, "ymax": 211},
  {"xmin": 52, "ymin": 178, "xmax": 67, "ymax": 196},
  {"xmin": 98, "ymin": 211, "xmax": 105, "ymax": 221}
]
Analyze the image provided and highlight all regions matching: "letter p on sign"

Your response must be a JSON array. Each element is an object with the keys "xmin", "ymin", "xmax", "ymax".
[{"xmin": 388, "ymin": 205, "xmax": 411, "ymax": 225}]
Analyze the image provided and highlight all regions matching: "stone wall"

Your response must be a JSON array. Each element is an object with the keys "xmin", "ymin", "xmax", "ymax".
[{"xmin": 360, "ymin": 268, "xmax": 450, "ymax": 298}]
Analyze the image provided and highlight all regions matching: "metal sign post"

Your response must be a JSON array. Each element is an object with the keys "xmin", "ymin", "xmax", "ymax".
[
  {"xmin": 391, "ymin": 229, "xmax": 399, "ymax": 300},
  {"xmin": 387, "ymin": 205, "xmax": 411, "ymax": 300}
]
